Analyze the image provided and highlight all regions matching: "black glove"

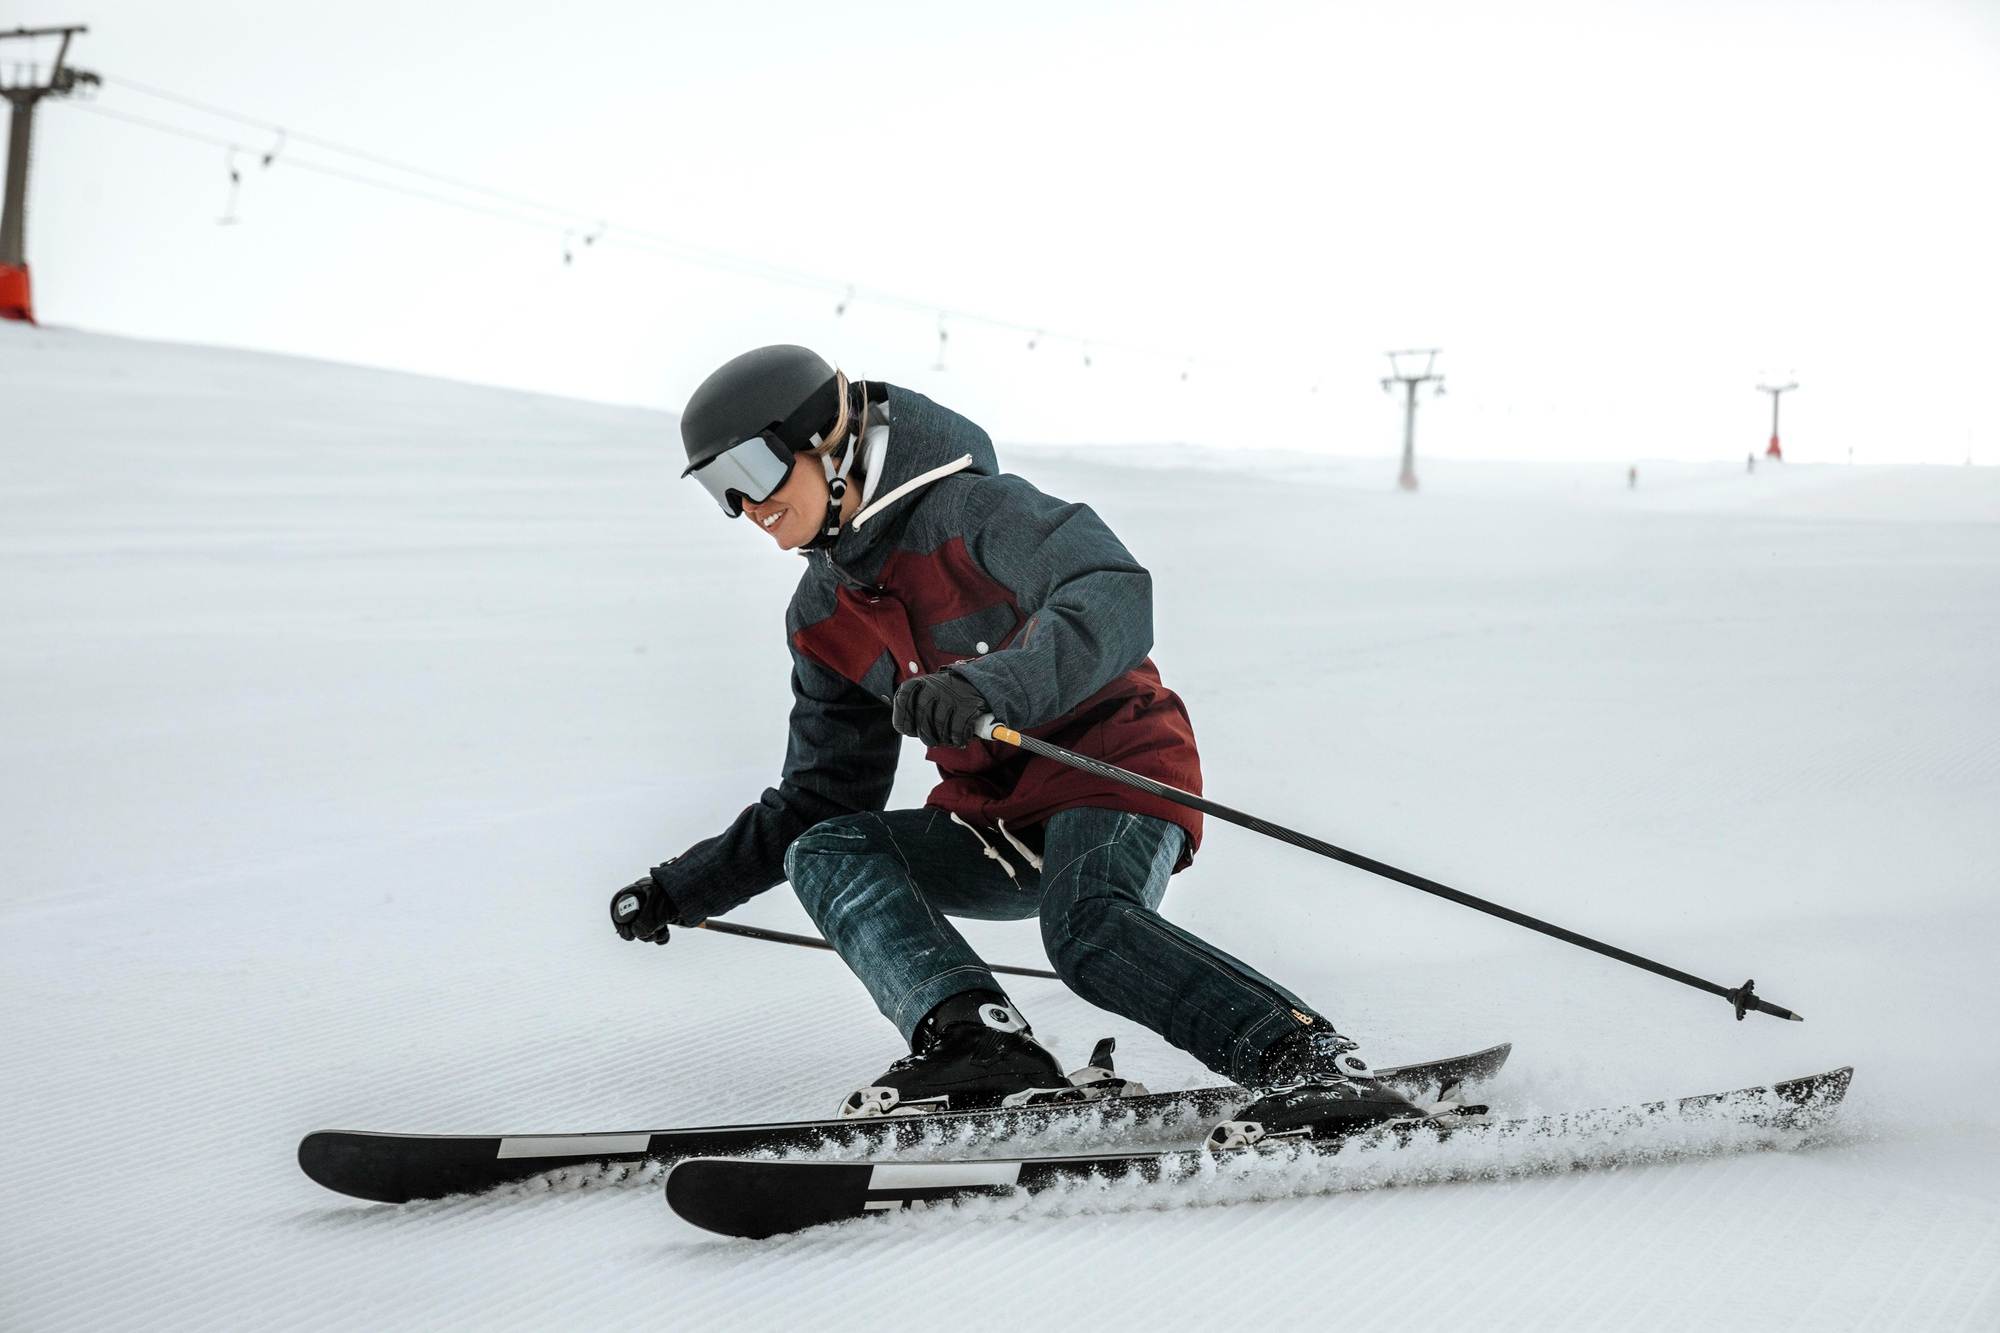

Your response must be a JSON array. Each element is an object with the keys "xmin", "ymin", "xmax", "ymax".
[
  {"xmin": 610, "ymin": 861, "xmax": 682, "ymax": 944},
  {"xmin": 892, "ymin": 670, "xmax": 990, "ymax": 748}
]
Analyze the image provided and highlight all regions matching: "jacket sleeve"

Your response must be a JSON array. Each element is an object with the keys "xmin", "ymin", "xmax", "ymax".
[
  {"xmin": 659, "ymin": 638, "xmax": 901, "ymax": 925},
  {"xmin": 944, "ymin": 472, "xmax": 1155, "ymax": 730}
]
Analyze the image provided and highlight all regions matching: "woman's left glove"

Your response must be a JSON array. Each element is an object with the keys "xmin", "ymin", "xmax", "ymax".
[
  {"xmin": 892, "ymin": 670, "xmax": 990, "ymax": 748},
  {"xmin": 610, "ymin": 860, "xmax": 683, "ymax": 944}
]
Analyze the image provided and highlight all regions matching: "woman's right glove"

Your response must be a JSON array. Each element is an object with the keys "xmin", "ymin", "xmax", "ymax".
[
  {"xmin": 892, "ymin": 670, "xmax": 990, "ymax": 748},
  {"xmin": 610, "ymin": 860, "xmax": 683, "ymax": 944}
]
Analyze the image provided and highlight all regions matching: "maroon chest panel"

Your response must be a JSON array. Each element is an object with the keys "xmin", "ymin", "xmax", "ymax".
[
  {"xmin": 792, "ymin": 538, "xmax": 1021, "ymax": 692},
  {"xmin": 878, "ymin": 538, "xmax": 1021, "ymax": 654},
  {"xmin": 793, "ymin": 584, "xmax": 921, "ymax": 693}
]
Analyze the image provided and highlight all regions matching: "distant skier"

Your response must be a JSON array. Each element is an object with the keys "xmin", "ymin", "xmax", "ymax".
[{"xmin": 611, "ymin": 345, "xmax": 1424, "ymax": 1146}]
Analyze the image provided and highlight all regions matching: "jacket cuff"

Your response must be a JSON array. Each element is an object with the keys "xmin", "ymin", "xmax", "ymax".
[
  {"xmin": 944, "ymin": 655, "xmax": 1024, "ymax": 728},
  {"xmin": 647, "ymin": 860, "xmax": 691, "ymax": 928}
]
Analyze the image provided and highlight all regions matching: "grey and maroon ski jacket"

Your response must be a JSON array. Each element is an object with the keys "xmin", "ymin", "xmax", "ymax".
[{"xmin": 662, "ymin": 384, "xmax": 1202, "ymax": 926}]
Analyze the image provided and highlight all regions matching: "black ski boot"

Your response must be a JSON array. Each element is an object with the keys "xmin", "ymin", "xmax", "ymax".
[
  {"xmin": 1207, "ymin": 1024, "xmax": 1431, "ymax": 1150},
  {"xmin": 839, "ymin": 990, "xmax": 1070, "ymax": 1118}
]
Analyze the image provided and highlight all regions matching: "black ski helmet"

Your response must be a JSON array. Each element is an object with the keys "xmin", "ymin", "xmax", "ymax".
[{"xmin": 679, "ymin": 345, "xmax": 841, "ymax": 476}]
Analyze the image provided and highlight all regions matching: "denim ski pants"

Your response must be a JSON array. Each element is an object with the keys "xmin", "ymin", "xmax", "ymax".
[{"xmin": 783, "ymin": 806, "xmax": 1316, "ymax": 1084}]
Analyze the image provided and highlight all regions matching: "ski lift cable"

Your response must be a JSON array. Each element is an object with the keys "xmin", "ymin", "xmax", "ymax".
[
  {"xmin": 96, "ymin": 73, "xmax": 1105, "ymax": 341},
  {"xmin": 65, "ymin": 101, "xmax": 587, "ymax": 234},
  {"xmin": 62, "ymin": 82, "xmax": 1328, "ymax": 391},
  {"xmin": 99, "ymin": 72, "xmax": 586, "ymax": 228}
]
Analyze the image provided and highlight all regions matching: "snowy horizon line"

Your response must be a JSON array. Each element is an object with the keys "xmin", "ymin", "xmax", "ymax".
[{"xmin": 8, "ymin": 320, "xmax": 1985, "ymax": 471}]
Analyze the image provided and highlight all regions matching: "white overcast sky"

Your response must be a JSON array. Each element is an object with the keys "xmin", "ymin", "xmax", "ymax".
[{"xmin": 14, "ymin": 0, "xmax": 2000, "ymax": 463}]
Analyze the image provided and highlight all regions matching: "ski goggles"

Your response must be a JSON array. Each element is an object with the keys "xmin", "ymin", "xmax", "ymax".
[{"xmin": 683, "ymin": 432, "xmax": 799, "ymax": 517}]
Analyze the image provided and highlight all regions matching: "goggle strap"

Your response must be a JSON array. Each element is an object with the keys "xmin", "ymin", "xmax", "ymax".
[
  {"xmin": 781, "ymin": 369, "xmax": 850, "ymax": 452},
  {"xmin": 815, "ymin": 377, "xmax": 868, "ymax": 541}
]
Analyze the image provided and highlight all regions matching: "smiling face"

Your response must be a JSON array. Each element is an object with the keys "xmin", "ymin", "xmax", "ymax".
[{"xmin": 738, "ymin": 450, "xmax": 828, "ymax": 551}]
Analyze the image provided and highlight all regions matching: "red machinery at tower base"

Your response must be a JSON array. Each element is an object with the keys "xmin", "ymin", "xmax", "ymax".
[{"xmin": 0, "ymin": 264, "xmax": 33, "ymax": 323}]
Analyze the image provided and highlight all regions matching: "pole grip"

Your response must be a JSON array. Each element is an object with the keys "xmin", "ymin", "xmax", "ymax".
[{"xmin": 974, "ymin": 714, "xmax": 1022, "ymax": 746}]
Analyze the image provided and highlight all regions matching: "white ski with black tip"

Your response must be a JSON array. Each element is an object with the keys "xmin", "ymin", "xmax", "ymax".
[{"xmin": 299, "ymin": 1042, "xmax": 1512, "ymax": 1203}]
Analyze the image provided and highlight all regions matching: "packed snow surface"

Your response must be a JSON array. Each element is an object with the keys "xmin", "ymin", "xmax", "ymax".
[{"xmin": 4, "ymin": 324, "xmax": 1998, "ymax": 1329}]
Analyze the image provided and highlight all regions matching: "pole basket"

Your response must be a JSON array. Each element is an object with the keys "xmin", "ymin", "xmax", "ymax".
[
  {"xmin": 0, "ymin": 264, "xmax": 31, "ymax": 323},
  {"xmin": 1766, "ymin": 434, "xmax": 1783, "ymax": 460}
]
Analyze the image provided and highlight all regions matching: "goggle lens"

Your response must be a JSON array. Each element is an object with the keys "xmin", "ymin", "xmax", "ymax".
[{"xmin": 685, "ymin": 434, "xmax": 797, "ymax": 516}]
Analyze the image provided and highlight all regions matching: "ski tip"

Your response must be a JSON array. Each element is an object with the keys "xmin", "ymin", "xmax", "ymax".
[
  {"xmin": 1774, "ymin": 1065, "xmax": 1853, "ymax": 1110},
  {"xmin": 666, "ymin": 1157, "xmax": 874, "ymax": 1240},
  {"xmin": 297, "ymin": 1132, "xmax": 341, "ymax": 1187},
  {"xmin": 297, "ymin": 1131, "xmax": 372, "ymax": 1201},
  {"xmin": 298, "ymin": 1130, "xmax": 415, "ymax": 1204}
]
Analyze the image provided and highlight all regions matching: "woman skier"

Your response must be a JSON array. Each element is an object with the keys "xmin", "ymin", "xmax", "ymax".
[{"xmin": 610, "ymin": 345, "xmax": 1424, "ymax": 1146}]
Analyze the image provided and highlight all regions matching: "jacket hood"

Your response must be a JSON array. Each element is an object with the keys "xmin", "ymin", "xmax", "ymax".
[{"xmin": 834, "ymin": 385, "xmax": 998, "ymax": 564}]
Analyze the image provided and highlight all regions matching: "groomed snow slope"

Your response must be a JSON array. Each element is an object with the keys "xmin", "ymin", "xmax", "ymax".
[{"xmin": 4, "ymin": 324, "xmax": 1998, "ymax": 1330}]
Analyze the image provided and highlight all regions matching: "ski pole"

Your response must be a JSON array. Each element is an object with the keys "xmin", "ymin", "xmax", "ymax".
[
  {"xmin": 975, "ymin": 717, "xmax": 1803, "ymax": 1024},
  {"xmin": 696, "ymin": 918, "xmax": 1061, "ymax": 981}
]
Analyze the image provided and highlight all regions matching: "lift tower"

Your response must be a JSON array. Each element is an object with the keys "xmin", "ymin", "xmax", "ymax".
[
  {"xmin": 1756, "ymin": 380, "xmax": 1797, "ymax": 461},
  {"xmin": 2, "ymin": 24, "xmax": 98, "ymax": 323},
  {"xmin": 1382, "ymin": 349, "xmax": 1445, "ymax": 491}
]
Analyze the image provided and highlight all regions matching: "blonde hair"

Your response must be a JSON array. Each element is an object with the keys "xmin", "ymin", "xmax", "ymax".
[{"xmin": 809, "ymin": 370, "xmax": 854, "ymax": 459}]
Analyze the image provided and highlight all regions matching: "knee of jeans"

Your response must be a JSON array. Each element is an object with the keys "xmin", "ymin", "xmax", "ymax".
[
  {"xmin": 1040, "ymin": 869, "xmax": 1121, "ymax": 983},
  {"xmin": 783, "ymin": 813, "xmax": 875, "ymax": 898}
]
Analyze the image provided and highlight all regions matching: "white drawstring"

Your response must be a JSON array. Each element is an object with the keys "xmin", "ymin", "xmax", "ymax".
[
  {"xmin": 996, "ymin": 818, "xmax": 1045, "ymax": 871},
  {"xmin": 948, "ymin": 808, "xmax": 1016, "ymax": 880},
  {"xmin": 851, "ymin": 454, "xmax": 974, "ymax": 531}
]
